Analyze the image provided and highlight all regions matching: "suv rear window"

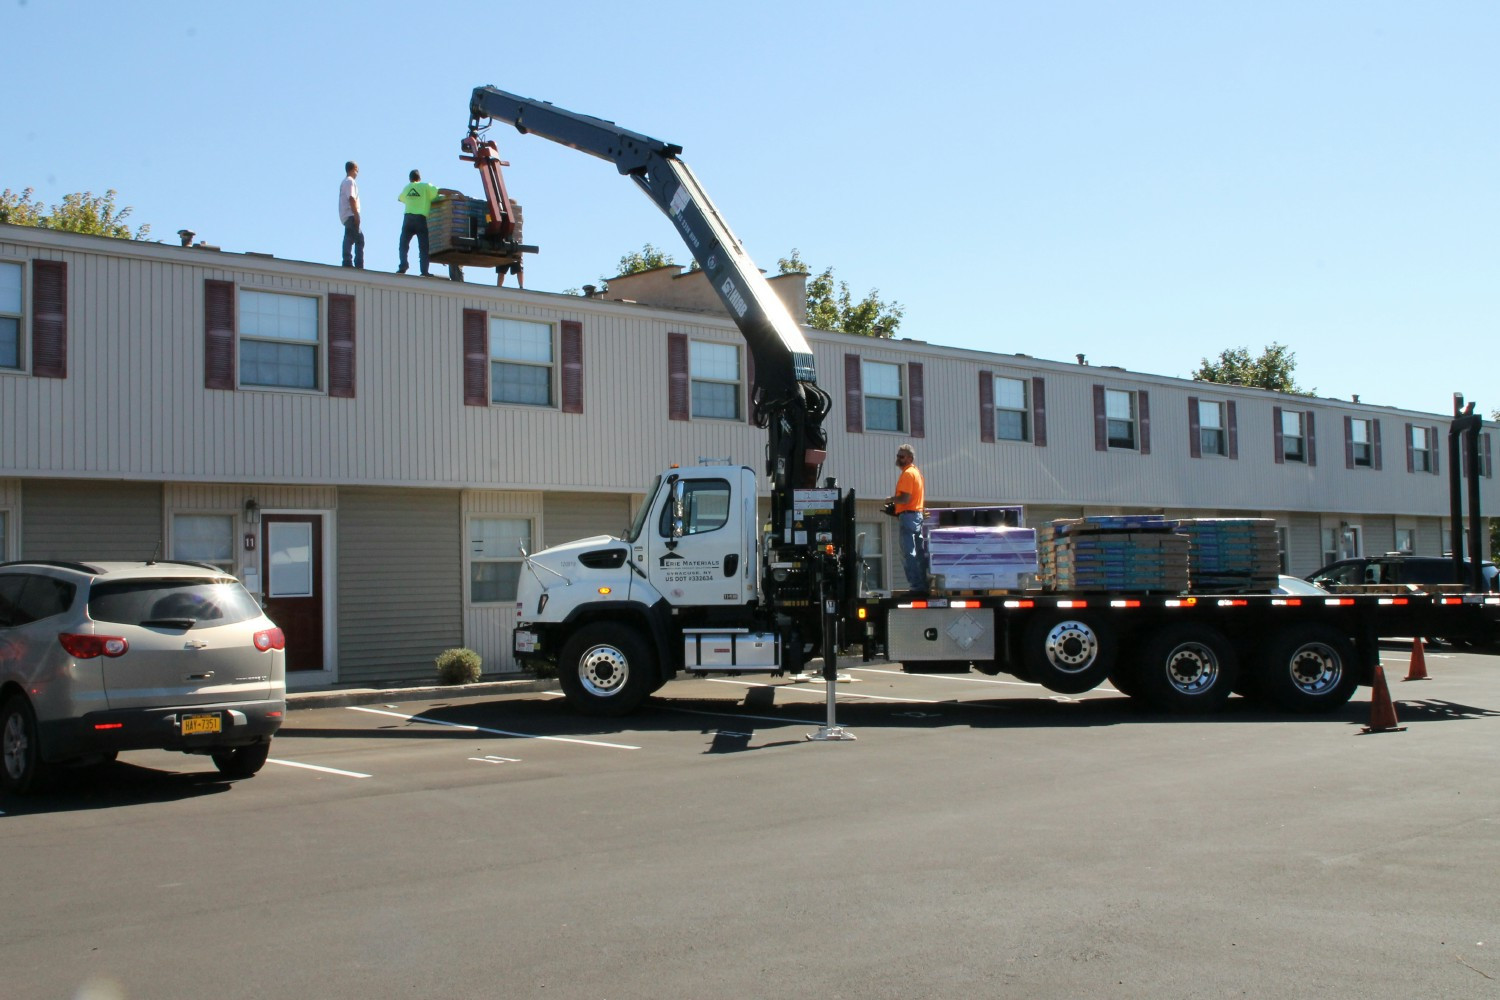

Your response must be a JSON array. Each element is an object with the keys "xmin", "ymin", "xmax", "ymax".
[
  {"xmin": 0, "ymin": 574, "xmax": 78, "ymax": 626},
  {"xmin": 88, "ymin": 578, "xmax": 263, "ymax": 628}
]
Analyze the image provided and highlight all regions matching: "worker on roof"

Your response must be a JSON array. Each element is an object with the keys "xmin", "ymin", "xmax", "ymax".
[
  {"xmin": 885, "ymin": 443, "xmax": 927, "ymax": 593},
  {"xmin": 339, "ymin": 161, "xmax": 364, "ymax": 269},
  {"xmin": 396, "ymin": 169, "xmax": 445, "ymax": 277}
]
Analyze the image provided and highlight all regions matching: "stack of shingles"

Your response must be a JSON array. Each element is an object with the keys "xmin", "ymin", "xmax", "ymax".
[
  {"xmin": 1039, "ymin": 515, "xmax": 1190, "ymax": 593},
  {"xmin": 1178, "ymin": 518, "xmax": 1281, "ymax": 593}
]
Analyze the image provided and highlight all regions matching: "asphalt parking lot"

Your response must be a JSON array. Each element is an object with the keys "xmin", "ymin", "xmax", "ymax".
[{"xmin": 4, "ymin": 642, "xmax": 1499, "ymax": 1000}]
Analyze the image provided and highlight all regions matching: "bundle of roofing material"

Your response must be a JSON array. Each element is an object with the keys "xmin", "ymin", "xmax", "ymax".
[
  {"xmin": 927, "ymin": 526, "xmax": 1037, "ymax": 591},
  {"xmin": 428, "ymin": 192, "xmax": 528, "ymax": 269},
  {"xmin": 1177, "ymin": 517, "xmax": 1281, "ymax": 592},
  {"xmin": 1038, "ymin": 515, "xmax": 1190, "ymax": 593}
]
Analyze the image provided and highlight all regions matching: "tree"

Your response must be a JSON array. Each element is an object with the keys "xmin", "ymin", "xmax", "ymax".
[
  {"xmin": 0, "ymin": 187, "xmax": 150, "ymax": 240},
  {"xmin": 1193, "ymin": 343, "xmax": 1308, "ymax": 393},
  {"xmin": 776, "ymin": 249, "xmax": 903, "ymax": 338}
]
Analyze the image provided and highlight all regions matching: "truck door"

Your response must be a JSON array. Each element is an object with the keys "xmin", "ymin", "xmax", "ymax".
[{"xmin": 644, "ymin": 474, "xmax": 749, "ymax": 606}]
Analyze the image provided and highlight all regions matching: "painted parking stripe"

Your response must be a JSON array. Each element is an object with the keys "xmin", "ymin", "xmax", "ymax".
[
  {"xmin": 267, "ymin": 758, "xmax": 372, "ymax": 779},
  {"xmin": 708, "ymin": 677, "xmax": 944, "ymax": 704},
  {"xmin": 348, "ymin": 706, "xmax": 640, "ymax": 750}
]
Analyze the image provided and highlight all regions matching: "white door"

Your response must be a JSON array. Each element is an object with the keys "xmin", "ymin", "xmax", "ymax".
[{"xmin": 644, "ymin": 473, "xmax": 748, "ymax": 606}]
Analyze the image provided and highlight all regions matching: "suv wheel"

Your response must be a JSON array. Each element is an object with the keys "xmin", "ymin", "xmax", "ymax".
[
  {"xmin": 2, "ymin": 696, "xmax": 50, "ymax": 795},
  {"xmin": 211, "ymin": 742, "xmax": 271, "ymax": 779}
]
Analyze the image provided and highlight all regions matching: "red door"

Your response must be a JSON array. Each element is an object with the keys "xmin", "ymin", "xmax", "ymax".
[{"xmin": 261, "ymin": 514, "xmax": 325, "ymax": 672}]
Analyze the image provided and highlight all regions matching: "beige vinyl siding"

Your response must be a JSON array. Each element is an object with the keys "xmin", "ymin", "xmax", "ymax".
[
  {"xmin": 336, "ymin": 487, "xmax": 462, "ymax": 685},
  {"xmin": 21, "ymin": 479, "xmax": 163, "ymax": 560},
  {"xmin": 1417, "ymin": 518, "xmax": 1445, "ymax": 557},
  {"xmin": 462, "ymin": 490, "xmax": 542, "ymax": 673},
  {"xmin": 543, "ymin": 491, "xmax": 635, "ymax": 548},
  {"xmin": 1361, "ymin": 515, "xmax": 1396, "ymax": 556},
  {"xmin": 1287, "ymin": 512, "xmax": 1322, "ymax": 576}
]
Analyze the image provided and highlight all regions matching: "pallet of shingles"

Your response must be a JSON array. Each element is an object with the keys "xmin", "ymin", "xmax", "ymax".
[
  {"xmin": 1177, "ymin": 518, "xmax": 1279, "ymax": 592},
  {"xmin": 1039, "ymin": 519, "xmax": 1190, "ymax": 592}
]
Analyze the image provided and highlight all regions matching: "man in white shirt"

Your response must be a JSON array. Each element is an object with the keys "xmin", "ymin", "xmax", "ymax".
[{"xmin": 339, "ymin": 161, "xmax": 363, "ymax": 269}]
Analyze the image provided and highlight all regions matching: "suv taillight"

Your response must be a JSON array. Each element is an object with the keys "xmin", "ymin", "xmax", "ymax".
[
  {"xmin": 59, "ymin": 633, "xmax": 129, "ymax": 659},
  {"xmin": 253, "ymin": 627, "xmax": 286, "ymax": 652}
]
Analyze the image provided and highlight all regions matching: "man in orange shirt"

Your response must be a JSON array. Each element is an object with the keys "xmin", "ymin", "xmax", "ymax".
[{"xmin": 885, "ymin": 443, "xmax": 927, "ymax": 592}]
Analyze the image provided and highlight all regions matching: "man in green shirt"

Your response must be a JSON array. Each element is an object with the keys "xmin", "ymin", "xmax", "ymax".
[{"xmin": 396, "ymin": 169, "xmax": 444, "ymax": 276}]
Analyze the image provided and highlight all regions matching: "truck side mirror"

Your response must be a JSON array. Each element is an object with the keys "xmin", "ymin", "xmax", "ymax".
[{"xmin": 666, "ymin": 479, "xmax": 686, "ymax": 549}]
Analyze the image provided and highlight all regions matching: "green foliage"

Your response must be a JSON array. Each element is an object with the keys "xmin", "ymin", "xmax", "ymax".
[
  {"xmin": 435, "ymin": 647, "xmax": 482, "ymax": 685},
  {"xmin": 1193, "ymin": 343, "xmax": 1308, "ymax": 393},
  {"xmin": 777, "ymin": 249, "xmax": 903, "ymax": 338},
  {"xmin": 0, "ymin": 187, "xmax": 150, "ymax": 240},
  {"xmin": 605, "ymin": 242, "xmax": 676, "ymax": 284}
]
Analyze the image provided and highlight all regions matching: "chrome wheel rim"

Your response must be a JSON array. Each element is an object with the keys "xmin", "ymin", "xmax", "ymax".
[
  {"xmin": 1287, "ymin": 642, "xmax": 1342, "ymax": 696},
  {"xmin": 578, "ymin": 643, "xmax": 630, "ymax": 697},
  {"xmin": 3, "ymin": 710, "xmax": 28, "ymax": 781},
  {"xmin": 1164, "ymin": 642, "xmax": 1220, "ymax": 695},
  {"xmin": 1043, "ymin": 621, "xmax": 1099, "ymax": 675}
]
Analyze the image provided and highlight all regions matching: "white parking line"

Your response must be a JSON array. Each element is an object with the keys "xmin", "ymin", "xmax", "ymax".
[
  {"xmin": 469, "ymin": 755, "xmax": 521, "ymax": 765},
  {"xmin": 708, "ymin": 677, "xmax": 943, "ymax": 704},
  {"xmin": 267, "ymin": 758, "xmax": 372, "ymax": 779},
  {"xmin": 348, "ymin": 706, "xmax": 640, "ymax": 750}
]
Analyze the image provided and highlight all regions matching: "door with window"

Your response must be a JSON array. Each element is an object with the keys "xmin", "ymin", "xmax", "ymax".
[{"xmin": 261, "ymin": 514, "xmax": 324, "ymax": 672}]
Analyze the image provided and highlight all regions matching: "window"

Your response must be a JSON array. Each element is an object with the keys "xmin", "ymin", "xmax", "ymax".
[
  {"xmin": 490, "ymin": 317, "xmax": 553, "ymax": 406},
  {"xmin": 1282, "ymin": 410, "xmax": 1306, "ymax": 462},
  {"xmin": 240, "ymin": 290, "xmax": 320, "ymax": 389},
  {"xmin": 0, "ymin": 261, "xmax": 21, "ymax": 369},
  {"xmin": 1106, "ymin": 389, "xmax": 1136, "ymax": 449},
  {"xmin": 862, "ymin": 360, "xmax": 904, "ymax": 432},
  {"xmin": 689, "ymin": 341, "xmax": 740, "ymax": 420},
  {"xmin": 469, "ymin": 517, "xmax": 531, "ymax": 603},
  {"xmin": 1321, "ymin": 527, "xmax": 1339, "ymax": 567},
  {"xmin": 659, "ymin": 479, "xmax": 731, "ymax": 537},
  {"xmin": 1411, "ymin": 425, "xmax": 1435, "ymax": 473},
  {"xmin": 995, "ymin": 376, "xmax": 1029, "ymax": 441},
  {"xmin": 1199, "ymin": 400, "xmax": 1225, "ymax": 456},
  {"xmin": 1351, "ymin": 418, "xmax": 1373, "ymax": 467},
  {"xmin": 1276, "ymin": 526, "xmax": 1289, "ymax": 573},
  {"xmin": 0, "ymin": 573, "xmax": 77, "ymax": 627},
  {"xmin": 172, "ymin": 514, "xmax": 235, "ymax": 573},
  {"xmin": 1396, "ymin": 528, "xmax": 1415, "ymax": 553},
  {"xmin": 855, "ymin": 520, "xmax": 885, "ymax": 593}
]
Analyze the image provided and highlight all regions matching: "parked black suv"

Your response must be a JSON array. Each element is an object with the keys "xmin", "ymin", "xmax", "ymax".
[{"xmin": 1307, "ymin": 554, "xmax": 1498, "ymax": 592}]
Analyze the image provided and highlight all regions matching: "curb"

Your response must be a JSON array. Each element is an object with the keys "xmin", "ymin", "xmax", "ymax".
[{"xmin": 287, "ymin": 677, "xmax": 559, "ymax": 711}]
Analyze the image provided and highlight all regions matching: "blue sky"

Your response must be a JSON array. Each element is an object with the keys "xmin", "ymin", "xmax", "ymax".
[{"xmin": 4, "ymin": 0, "xmax": 1495, "ymax": 416}]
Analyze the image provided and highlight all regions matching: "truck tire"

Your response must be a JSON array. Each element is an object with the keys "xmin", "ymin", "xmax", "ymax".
[
  {"xmin": 558, "ymin": 622, "xmax": 655, "ymax": 717},
  {"xmin": 1022, "ymin": 613, "xmax": 1117, "ymax": 694},
  {"xmin": 1, "ymin": 695, "xmax": 51, "ymax": 795},
  {"xmin": 1256, "ymin": 624, "xmax": 1359, "ymax": 713},
  {"xmin": 1132, "ymin": 623, "xmax": 1239, "ymax": 714}
]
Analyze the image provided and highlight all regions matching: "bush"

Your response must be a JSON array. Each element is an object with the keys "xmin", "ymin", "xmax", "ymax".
[{"xmin": 435, "ymin": 647, "xmax": 482, "ymax": 685}]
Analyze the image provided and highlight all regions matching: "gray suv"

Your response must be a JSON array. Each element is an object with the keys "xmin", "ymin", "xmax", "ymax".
[{"xmin": 1, "ymin": 560, "xmax": 286, "ymax": 794}]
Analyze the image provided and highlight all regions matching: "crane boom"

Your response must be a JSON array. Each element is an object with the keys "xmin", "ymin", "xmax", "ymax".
[{"xmin": 468, "ymin": 86, "xmax": 831, "ymax": 493}]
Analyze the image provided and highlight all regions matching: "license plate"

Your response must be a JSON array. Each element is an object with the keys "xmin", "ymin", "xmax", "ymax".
[
  {"xmin": 514, "ymin": 631, "xmax": 537, "ymax": 654},
  {"xmin": 181, "ymin": 713, "xmax": 222, "ymax": 736}
]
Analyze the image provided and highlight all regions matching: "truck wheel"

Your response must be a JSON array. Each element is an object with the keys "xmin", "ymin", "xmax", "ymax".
[
  {"xmin": 1022, "ymin": 614, "xmax": 1117, "ymax": 694},
  {"xmin": 558, "ymin": 623, "xmax": 655, "ymax": 717},
  {"xmin": 1257, "ymin": 625, "xmax": 1359, "ymax": 713},
  {"xmin": 1133, "ymin": 624, "xmax": 1238, "ymax": 713},
  {"xmin": 1, "ymin": 695, "xmax": 50, "ymax": 795}
]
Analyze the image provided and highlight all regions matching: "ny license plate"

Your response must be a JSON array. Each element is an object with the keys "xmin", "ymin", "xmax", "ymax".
[{"xmin": 181, "ymin": 713, "xmax": 222, "ymax": 736}]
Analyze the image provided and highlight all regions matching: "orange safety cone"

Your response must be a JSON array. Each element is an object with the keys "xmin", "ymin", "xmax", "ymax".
[
  {"xmin": 1361, "ymin": 665, "xmax": 1406, "ymax": 734},
  {"xmin": 1403, "ymin": 637, "xmax": 1430, "ymax": 681}
]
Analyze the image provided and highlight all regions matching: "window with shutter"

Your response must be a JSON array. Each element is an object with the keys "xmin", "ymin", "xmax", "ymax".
[
  {"xmin": 0, "ymin": 261, "xmax": 24, "ymax": 370},
  {"xmin": 688, "ymin": 340, "xmax": 740, "ymax": 419},
  {"xmin": 240, "ymin": 290, "xmax": 319, "ymax": 389},
  {"xmin": 862, "ymin": 360, "xmax": 904, "ymax": 433},
  {"xmin": 489, "ymin": 316, "xmax": 553, "ymax": 406}
]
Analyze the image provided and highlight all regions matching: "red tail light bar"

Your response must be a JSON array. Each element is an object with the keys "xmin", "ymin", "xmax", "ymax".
[
  {"xmin": 254, "ymin": 627, "xmax": 287, "ymax": 652},
  {"xmin": 58, "ymin": 633, "xmax": 128, "ymax": 659}
]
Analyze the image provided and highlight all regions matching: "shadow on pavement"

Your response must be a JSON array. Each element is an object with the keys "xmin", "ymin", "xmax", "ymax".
[{"xmin": 1, "ymin": 761, "xmax": 237, "ymax": 815}]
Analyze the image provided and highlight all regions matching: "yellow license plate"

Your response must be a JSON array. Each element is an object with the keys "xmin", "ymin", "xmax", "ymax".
[{"xmin": 181, "ymin": 714, "xmax": 222, "ymax": 736}]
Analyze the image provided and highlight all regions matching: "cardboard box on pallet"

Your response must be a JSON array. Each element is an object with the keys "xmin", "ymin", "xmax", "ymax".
[{"xmin": 927, "ymin": 526, "xmax": 1037, "ymax": 591}]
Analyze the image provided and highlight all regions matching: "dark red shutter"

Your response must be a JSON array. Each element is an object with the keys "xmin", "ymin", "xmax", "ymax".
[
  {"xmin": 1484, "ymin": 432, "xmax": 1492, "ymax": 478},
  {"xmin": 204, "ymin": 279, "xmax": 235, "ymax": 390},
  {"xmin": 1188, "ymin": 396, "xmax": 1201, "ymax": 458},
  {"xmin": 1429, "ymin": 425, "xmax": 1439, "ymax": 474},
  {"xmin": 31, "ymin": 260, "xmax": 67, "ymax": 379},
  {"xmin": 560, "ymin": 320, "xmax": 583, "ymax": 413},
  {"xmin": 1138, "ymin": 390, "xmax": 1151, "ymax": 455},
  {"xmin": 1032, "ymin": 377, "xmax": 1047, "ymax": 447},
  {"xmin": 1372, "ymin": 419, "xmax": 1382, "ymax": 470},
  {"xmin": 1306, "ymin": 410, "xmax": 1317, "ymax": 466},
  {"xmin": 463, "ymin": 308, "xmax": 488, "ymax": 406},
  {"xmin": 1274, "ymin": 406, "xmax": 1285, "ymax": 464},
  {"xmin": 328, "ymin": 293, "xmax": 356, "ymax": 398},
  {"xmin": 745, "ymin": 349, "xmax": 756, "ymax": 424},
  {"xmin": 1405, "ymin": 422, "xmax": 1414, "ymax": 473},
  {"xmin": 1226, "ymin": 400, "xmax": 1238, "ymax": 459},
  {"xmin": 667, "ymin": 332, "xmax": 689, "ymax": 421},
  {"xmin": 978, "ymin": 371, "xmax": 994, "ymax": 443},
  {"xmin": 1343, "ymin": 416, "xmax": 1354, "ymax": 469},
  {"xmin": 845, "ymin": 353, "xmax": 863, "ymax": 434},
  {"xmin": 907, "ymin": 362, "xmax": 924, "ymax": 439},
  {"xmin": 1092, "ymin": 384, "xmax": 1107, "ymax": 451}
]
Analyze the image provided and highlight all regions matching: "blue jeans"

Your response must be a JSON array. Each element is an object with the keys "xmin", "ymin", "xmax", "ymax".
[
  {"xmin": 898, "ymin": 510, "xmax": 926, "ymax": 590},
  {"xmin": 341, "ymin": 217, "xmax": 364, "ymax": 268},
  {"xmin": 398, "ymin": 214, "xmax": 430, "ymax": 274}
]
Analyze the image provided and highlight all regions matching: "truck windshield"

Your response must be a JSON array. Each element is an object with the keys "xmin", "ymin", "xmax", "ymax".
[{"xmin": 625, "ymin": 476, "xmax": 663, "ymax": 543}]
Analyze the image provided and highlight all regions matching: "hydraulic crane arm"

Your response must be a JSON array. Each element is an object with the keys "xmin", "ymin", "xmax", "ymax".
[{"xmin": 468, "ymin": 86, "xmax": 830, "ymax": 491}]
